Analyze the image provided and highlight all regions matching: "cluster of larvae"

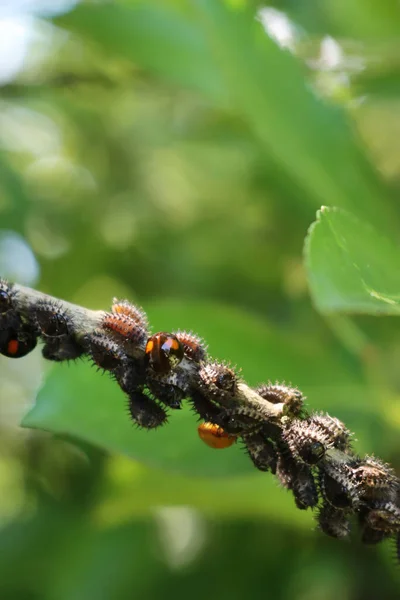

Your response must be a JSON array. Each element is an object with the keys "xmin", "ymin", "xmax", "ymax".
[{"xmin": 0, "ymin": 279, "xmax": 399, "ymax": 560}]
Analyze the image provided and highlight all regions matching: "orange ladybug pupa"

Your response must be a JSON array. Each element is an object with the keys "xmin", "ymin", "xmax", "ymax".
[{"xmin": 197, "ymin": 422, "xmax": 236, "ymax": 449}]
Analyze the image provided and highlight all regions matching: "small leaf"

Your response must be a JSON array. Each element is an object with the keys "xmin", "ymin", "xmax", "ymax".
[{"xmin": 305, "ymin": 206, "xmax": 400, "ymax": 314}]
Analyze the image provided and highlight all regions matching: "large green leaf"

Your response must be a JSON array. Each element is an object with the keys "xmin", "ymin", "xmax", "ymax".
[
  {"xmin": 305, "ymin": 206, "xmax": 400, "ymax": 314},
  {"xmin": 191, "ymin": 1, "xmax": 390, "ymax": 225},
  {"xmin": 94, "ymin": 456, "xmax": 313, "ymax": 528},
  {"xmin": 54, "ymin": 1, "xmax": 395, "ymax": 231},
  {"xmin": 55, "ymin": 3, "xmax": 223, "ymax": 100}
]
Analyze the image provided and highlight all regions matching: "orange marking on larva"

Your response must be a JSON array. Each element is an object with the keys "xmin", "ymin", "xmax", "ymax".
[
  {"xmin": 198, "ymin": 422, "xmax": 236, "ymax": 449},
  {"xmin": 7, "ymin": 339, "xmax": 19, "ymax": 355},
  {"xmin": 112, "ymin": 304, "xmax": 128, "ymax": 315}
]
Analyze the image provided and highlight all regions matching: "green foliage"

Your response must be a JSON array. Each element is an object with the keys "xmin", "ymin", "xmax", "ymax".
[
  {"xmin": 1, "ymin": 0, "xmax": 400, "ymax": 598},
  {"xmin": 305, "ymin": 206, "xmax": 400, "ymax": 314},
  {"xmin": 56, "ymin": 1, "xmax": 393, "ymax": 229}
]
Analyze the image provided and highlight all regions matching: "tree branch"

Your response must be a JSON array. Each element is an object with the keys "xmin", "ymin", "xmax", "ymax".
[{"xmin": 11, "ymin": 283, "xmax": 284, "ymax": 419}]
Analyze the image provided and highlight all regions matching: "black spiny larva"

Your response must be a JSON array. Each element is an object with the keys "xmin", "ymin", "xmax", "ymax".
[
  {"xmin": 28, "ymin": 299, "xmax": 83, "ymax": 362},
  {"xmin": 318, "ymin": 501, "xmax": 351, "ymax": 539},
  {"xmin": 242, "ymin": 432, "xmax": 277, "ymax": 473},
  {"xmin": 31, "ymin": 299, "xmax": 72, "ymax": 338},
  {"xmin": 127, "ymin": 388, "xmax": 168, "ymax": 429},
  {"xmin": 256, "ymin": 382, "xmax": 304, "ymax": 417},
  {"xmin": 84, "ymin": 331, "xmax": 127, "ymax": 372},
  {"xmin": 198, "ymin": 361, "xmax": 238, "ymax": 404}
]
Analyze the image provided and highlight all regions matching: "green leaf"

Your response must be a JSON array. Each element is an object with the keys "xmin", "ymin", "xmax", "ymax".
[
  {"xmin": 0, "ymin": 154, "xmax": 31, "ymax": 230},
  {"xmin": 192, "ymin": 1, "xmax": 382, "ymax": 217},
  {"xmin": 94, "ymin": 456, "xmax": 313, "ymax": 528},
  {"xmin": 54, "ymin": 3, "xmax": 224, "ymax": 100},
  {"xmin": 279, "ymin": 0, "xmax": 400, "ymax": 40},
  {"xmin": 354, "ymin": 69, "xmax": 400, "ymax": 99},
  {"xmin": 55, "ymin": 1, "xmax": 396, "ymax": 231},
  {"xmin": 305, "ymin": 206, "xmax": 400, "ymax": 315}
]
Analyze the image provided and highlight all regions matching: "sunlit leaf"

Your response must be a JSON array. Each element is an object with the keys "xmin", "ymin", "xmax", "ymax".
[
  {"xmin": 305, "ymin": 206, "xmax": 400, "ymax": 314},
  {"xmin": 55, "ymin": 1, "xmax": 395, "ymax": 231},
  {"xmin": 55, "ymin": 3, "xmax": 224, "ymax": 99}
]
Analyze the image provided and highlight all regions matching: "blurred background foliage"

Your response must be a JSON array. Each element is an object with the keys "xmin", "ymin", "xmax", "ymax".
[{"xmin": 1, "ymin": 0, "xmax": 400, "ymax": 598}]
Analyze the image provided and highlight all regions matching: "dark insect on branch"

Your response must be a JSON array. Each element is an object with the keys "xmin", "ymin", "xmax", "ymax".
[{"xmin": 1, "ymin": 279, "xmax": 399, "ymax": 563}]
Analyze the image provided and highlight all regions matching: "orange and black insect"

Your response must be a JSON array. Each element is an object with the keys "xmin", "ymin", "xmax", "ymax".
[
  {"xmin": 145, "ymin": 332, "xmax": 184, "ymax": 373},
  {"xmin": 0, "ymin": 325, "xmax": 37, "ymax": 358},
  {"xmin": 198, "ymin": 422, "xmax": 236, "ymax": 449}
]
